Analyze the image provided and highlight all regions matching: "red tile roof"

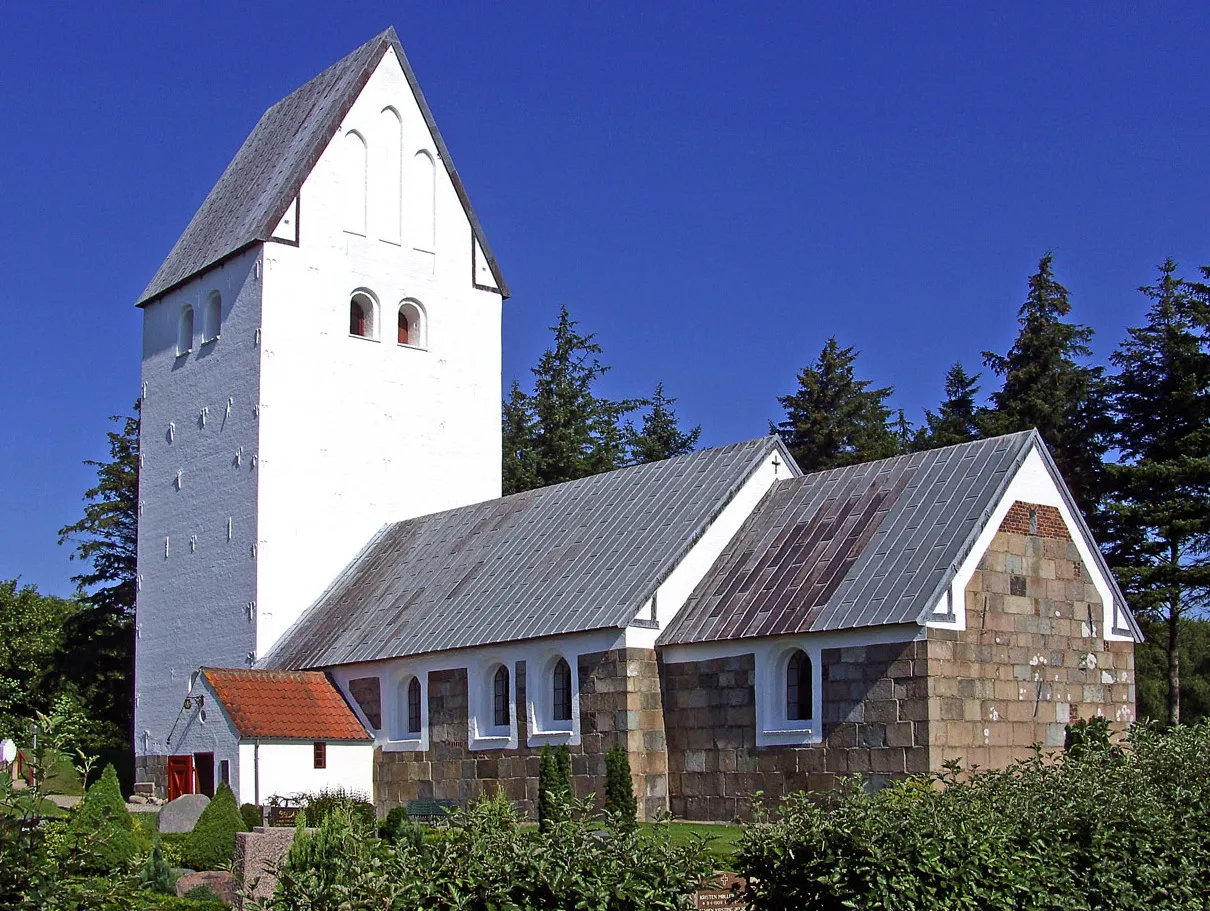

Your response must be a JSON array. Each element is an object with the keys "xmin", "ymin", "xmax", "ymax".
[{"xmin": 202, "ymin": 668, "xmax": 371, "ymax": 741}]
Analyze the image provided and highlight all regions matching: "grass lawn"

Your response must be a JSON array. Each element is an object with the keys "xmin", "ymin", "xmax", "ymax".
[{"xmin": 644, "ymin": 821, "xmax": 744, "ymax": 865}]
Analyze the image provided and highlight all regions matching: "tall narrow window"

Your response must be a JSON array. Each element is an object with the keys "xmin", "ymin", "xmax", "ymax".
[
  {"xmin": 349, "ymin": 291, "xmax": 376, "ymax": 339},
  {"xmin": 350, "ymin": 300, "xmax": 366, "ymax": 337},
  {"xmin": 177, "ymin": 306, "xmax": 194, "ymax": 356},
  {"xmin": 377, "ymin": 107, "xmax": 402, "ymax": 244},
  {"xmin": 492, "ymin": 666, "xmax": 510, "ymax": 727},
  {"xmin": 202, "ymin": 291, "xmax": 221, "ymax": 343},
  {"xmin": 412, "ymin": 150, "xmax": 436, "ymax": 252},
  {"xmin": 787, "ymin": 650, "xmax": 812, "ymax": 721},
  {"xmin": 552, "ymin": 658, "xmax": 572, "ymax": 722},
  {"xmin": 343, "ymin": 131, "xmax": 367, "ymax": 235},
  {"xmin": 397, "ymin": 309, "xmax": 410, "ymax": 345},
  {"xmin": 313, "ymin": 742, "xmax": 326, "ymax": 769},
  {"xmin": 407, "ymin": 677, "xmax": 422, "ymax": 734}
]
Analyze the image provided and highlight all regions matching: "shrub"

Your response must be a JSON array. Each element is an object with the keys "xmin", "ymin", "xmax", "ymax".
[
  {"xmin": 182, "ymin": 782, "xmax": 247, "ymax": 870},
  {"xmin": 379, "ymin": 804, "xmax": 408, "ymax": 840},
  {"xmin": 157, "ymin": 832, "xmax": 188, "ymax": 867},
  {"xmin": 604, "ymin": 744, "xmax": 637, "ymax": 827},
  {"xmin": 538, "ymin": 744, "xmax": 572, "ymax": 831},
  {"xmin": 298, "ymin": 787, "xmax": 376, "ymax": 837},
  {"xmin": 738, "ymin": 721, "xmax": 1210, "ymax": 911},
  {"xmin": 139, "ymin": 839, "xmax": 176, "ymax": 894},
  {"xmin": 64, "ymin": 763, "xmax": 137, "ymax": 874},
  {"xmin": 240, "ymin": 802, "xmax": 262, "ymax": 830}
]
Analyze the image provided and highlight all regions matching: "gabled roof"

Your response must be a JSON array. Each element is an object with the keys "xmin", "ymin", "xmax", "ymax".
[
  {"xmin": 659, "ymin": 431, "xmax": 1143, "ymax": 645},
  {"xmin": 201, "ymin": 668, "xmax": 371, "ymax": 741},
  {"xmin": 264, "ymin": 437, "xmax": 792, "ymax": 670},
  {"xmin": 137, "ymin": 27, "xmax": 507, "ymax": 306}
]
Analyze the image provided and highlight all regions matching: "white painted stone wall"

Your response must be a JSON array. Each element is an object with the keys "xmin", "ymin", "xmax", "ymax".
[
  {"xmin": 136, "ymin": 44, "xmax": 504, "ymax": 766},
  {"xmin": 238, "ymin": 742, "xmax": 374, "ymax": 805},
  {"xmin": 168, "ymin": 675, "xmax": 243, "ymax": 791},
  {"xmin": 255, "ymin": 45, "xmax": 503, "ymax": 654},
  {"xmin": 135, "ymin": 248, "xmax": 263, "ymax": 759}
]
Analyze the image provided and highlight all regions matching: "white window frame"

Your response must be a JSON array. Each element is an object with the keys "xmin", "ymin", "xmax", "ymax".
[
  {"xmin": 177, "ymin": 305, "xmax": 194, "ymax": 356},
  {"xmin": 348, "ymin": 288, "xmax": 380, "ymax": 341},
  {"xmin": 755, "ymin": 639, "xmax": 822, "ymax": 747},
  {"xmin": 469, "ymin": 659, "xmax": 518, "ymax": 751},
  {"xmin": 396, "ymin": 299, "xmax": 427, "ymax": 350},
  {"xmin": 382, "ymin": 670, "xmax": 428, "ymax": 752},
  {"xmin": 526, "ymin": 650, "xmax": 580, "ymax": 747},
  {"xmin": 201, "ymin": 290, "xmax": 222, "ymax": 344}
]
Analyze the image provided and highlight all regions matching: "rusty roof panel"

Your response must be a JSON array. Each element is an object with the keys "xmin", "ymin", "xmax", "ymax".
[
  {"xmin": 659, "ymin": 432, "xmax": 1039, "ymax": 646},
  {"xmin": 264, "ymin": 437, "xmax": 788, "ymax": 670}
]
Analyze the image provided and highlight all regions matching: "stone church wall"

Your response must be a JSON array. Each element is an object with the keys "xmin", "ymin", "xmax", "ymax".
[{"xmin": 374, "ymin": 648, "xmax": 668, "ymax": 820}]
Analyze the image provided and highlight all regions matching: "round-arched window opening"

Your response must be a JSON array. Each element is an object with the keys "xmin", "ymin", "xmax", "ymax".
[
  {"xmin": 786, "ymin": 650, "xmax": 812, "ymax": 722},
  {"xmin": 492, "ymin": 665, "xmax": 510, "ymax": 727},
  {"xmin": 397, "ymin": 300, "xmax": 426, "ymax": 348},
  {"xmin": 202, "ymin": 291, "xmax": 222, "ymax": 343},
  {"xmin": 177, "ymin": 305, "xmax": 194, "ymax": 357},
  {"xmin": 407, "ymin": 676, "xmax": 422, "ymax": 734},
  {"xmin": 552, "ymin": 657, "xmax": 572, "ymax": 722},
  {"xmin": 349, "ymin": 291, "xmax": 376, "ymax": 339}
]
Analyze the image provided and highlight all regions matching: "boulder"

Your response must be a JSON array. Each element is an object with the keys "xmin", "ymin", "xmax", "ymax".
[{"xmin": 158, "ymin": 793, "xmax": 210, "ymax": 833}]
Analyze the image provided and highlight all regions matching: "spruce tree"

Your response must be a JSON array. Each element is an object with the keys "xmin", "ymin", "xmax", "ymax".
[
  {"xmin": 1102, "ymin": 259, "xmax": 1210, "ymax": 725},
  {"xmin": 603, "ymin": 743, "xmax": 637, "ymax": 827},
  {"xmin": 913, "ymin": 362, "xmax": 983, "ymax": 451},
  {"xmin": 502, "ymin": 306, "xmax": 639, "ymax": 493},
  {"xmin": 981, "ymin": 253, "xmax": 1109, "ymax": 515},
  {"xmin": 774, "ymin": 337, "xmax": 898, "ymax": 472},
  {"xmin": 629, "ymin": 382, "xmax": 701, "ymax": 464}
]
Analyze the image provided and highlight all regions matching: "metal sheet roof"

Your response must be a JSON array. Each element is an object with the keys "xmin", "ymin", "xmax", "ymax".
[
  {"xmin": 264, "ymin": 437, "xmax": 785, "ymax": 670},
  {"xmin": 137, "ymin": 27, "xmax": 507, "ymax": 306},
  {"xmin": 659, "ymin": 430, "xmax": 1141, "ymax": 645}
]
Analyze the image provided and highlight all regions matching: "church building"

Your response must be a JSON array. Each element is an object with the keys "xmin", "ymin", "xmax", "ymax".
[{"xmin": 133, "ymin": 28, "xmax": 1141, "ymax": 821}]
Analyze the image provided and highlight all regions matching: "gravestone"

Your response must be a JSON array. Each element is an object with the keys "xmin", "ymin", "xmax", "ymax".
[
  {"xmin": 175, "ymin": 870, "xmax": 236, "ymax": 902},
  {"xmin": 157, "ymin": 793, "xmax": 210, "ymax": 833},
  {"xmin": 234, "ymin": 826, "xmax": 298, "ymax": 910},
  {"xmin": 692, "ymin": 872, "xmax": 746, "ymax": 910}
]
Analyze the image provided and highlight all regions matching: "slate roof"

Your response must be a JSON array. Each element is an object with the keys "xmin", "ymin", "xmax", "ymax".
[
  {"xmin": 264, "ymin": 437, "xmax": 790, "ymax": 670},
  {"xmin": 660, "ymin": 431, "xmax": 1142, "ymax": 645},
  {"xmin": 202, "ymin": 668, "xmax": 371, "ymax": 741},
  {"xmin": 137, "ymin": 27, "xmax": 507, "ymax": 306}
]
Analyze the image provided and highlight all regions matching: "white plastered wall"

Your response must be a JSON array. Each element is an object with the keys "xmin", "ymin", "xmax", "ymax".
[
  {"xmin": 626, "ymin": 446, "xmax": 795, "ymax": 649},
  {"xmin": 926, "ymin": 445, "xmax": 1134, "ymax": 641},
  {"xmin": 255, "ymin": 45, "xmax": 503, "ymax": 655},
  {"xmin": 135, "ymin": 248, "xmax": 263, "ymax": 759},
  {"xmin": 237, "ymin": 741, "xmax": 374, "ymax": 805}
]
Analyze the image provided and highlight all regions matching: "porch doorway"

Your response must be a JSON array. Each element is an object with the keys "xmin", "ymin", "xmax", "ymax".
[
  {"xmin": 167, "ymin": 755, "xmax": 194, "ymax": 801},
  {"xmin": 194, "ymin": 752, "xmax": 215, "ymax": 797}
]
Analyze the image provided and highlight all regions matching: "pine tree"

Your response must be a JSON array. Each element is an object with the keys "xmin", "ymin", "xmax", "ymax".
[
  {"xmin": 774, "ymin": 337, "xmax": 898, "ymax": 472},
  {"xmin": 981, "ymin": 254, "xmax": 1109, "ymax": 515},
  {"xmin": 56, "ymin": 407, "xmax": 139, "ymax": 752},
  {"xmin": 913, "ymin": 362, "xmax": 983, "ymax": 451},
  {"xmin": 503, "ymin": 307, "xmax": 639, "ymax": 494},
  {"xmin": 1102, "ymin": 259, "xmax": 1210, "ymax": 725},
  {"xmin": 629, "ymin": 382, "xmax": 701, "ymax": 464}
]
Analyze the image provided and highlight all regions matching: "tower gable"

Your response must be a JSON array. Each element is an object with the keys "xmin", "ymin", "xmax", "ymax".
[{"xmin": 136, "ymin": 27, "xmax": 506, "ymax": 307}]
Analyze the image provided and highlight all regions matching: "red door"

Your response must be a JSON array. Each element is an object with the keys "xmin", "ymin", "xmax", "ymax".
[{"xmin": 167, "ymin": 755, "xmax": 194, "ymax": 801}]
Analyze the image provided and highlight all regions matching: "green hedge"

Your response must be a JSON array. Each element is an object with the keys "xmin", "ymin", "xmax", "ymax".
[{"xmin": 738, "ymin": 720, "xmax": 1210, "ymax": 911}]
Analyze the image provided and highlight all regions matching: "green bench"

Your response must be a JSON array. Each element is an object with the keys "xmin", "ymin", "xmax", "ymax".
[{"xmin": 406, "ymin": 798, "xmax": 456, "ymax": 824}]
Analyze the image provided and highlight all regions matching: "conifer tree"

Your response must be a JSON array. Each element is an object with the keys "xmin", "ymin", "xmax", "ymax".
[
  {"xmin": 913, "ymin": 363, "xmax": 983, "ymax": 451},
  {"xmin": 502, "ymin": 307, "xmax": 639, "ymax": 494},
  {"xmin": 603, "ymin": 743, "xmax": 637, "ymax": 827},
  {"xmin": 1102, "ymin": 259, "xmax": 1210, "ymax": 725},
  {"xmin": 981, "ymin": 254, "xmax": 1109, "ymax": 515},
  {"xmin": 629, "ymin": 382, "xmax": 701, "ymax": 464},
  {"xmin": 774, "ymin": 337, "xmax": 898, "ymax": 472}
]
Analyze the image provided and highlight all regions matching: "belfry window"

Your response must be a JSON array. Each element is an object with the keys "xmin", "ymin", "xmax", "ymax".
[
  {"xmin": 493, "ymin": 665, "xmax": 510, "ymax": 727},
  {"xmin": 350, "ymin": 300, "xmax": 366, "ymax": 337},
  {"xmin": 202, "ymin": 291, "xmax": 221, "ymax": 343},
  {"xmin": 397, "ymin": 309, "xmax": 409, "ymax": 345},
  {"xmin": 177, "ymin": 306, "xmax": 194, "ymax": 356},
  {"xmin": 407, "ymin": 677, "xmax": 422, "ymax": 734},
  {"xmin": 787, "ymin": 650, "xmax": 812, "ymax": 721},
  {"xmin": 552, "ymin": 658, "xmax": 572, "ymax": 722},
  {"xmin": 349, "ymin": 291, "xmax": 376, "ymax": 339}
]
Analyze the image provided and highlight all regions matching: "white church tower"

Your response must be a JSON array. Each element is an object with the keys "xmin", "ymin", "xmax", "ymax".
[{"xmin": 133, "ymin": 28, "xmax": 506, "ymax": 786}]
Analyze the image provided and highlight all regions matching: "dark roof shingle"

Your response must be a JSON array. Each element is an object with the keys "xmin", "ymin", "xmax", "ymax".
[
  {"xmin": 138, "ymin": 27, "xmax": 506, "ymax": 306},
  {"xmin": 202, "ymin": 668, "xmax": 371, "ymax": 741}
]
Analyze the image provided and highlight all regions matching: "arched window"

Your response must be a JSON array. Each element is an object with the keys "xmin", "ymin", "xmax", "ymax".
[
  {"xmin": 349, "ymin": 291, "xmax": 375, "ymax": 339},
  {"xmin": 787, "ymin": 650, "xmax": 812, "ymax": 721},
  {"xmin": 397, "ymin": 308, "xmax": 409, "ymax": 345},
  {"xmin": 397, "ymin": 300, "xmax": 425, "ymax": 348},
  {"xmin": 493, "ymin": 665, "xmax": 510, "ymax": 727},
  {"xmin": 202, "ymin": 291, "xmax": 221, "ymax": 343},
  {"xmin": 343, "ymin": 131, "xmax": 367, "ymax": 235},
  {"xmin": 177, "ymin": 306, "xmax": 194, "ymax": 356},
  {"xmin": 411, "ymin": 150, "xmax": 436, "ymax": 252},
  {"xmin": 377, "ymin": 107, "xmax": 402, "ymax": 244},
  {"xmin": 406, "ymin": 677, "xmax": 422, "ymax": 734},
  {"xmin": 552, "ymin": 657, "xmax": 572, "ymax": 722}
]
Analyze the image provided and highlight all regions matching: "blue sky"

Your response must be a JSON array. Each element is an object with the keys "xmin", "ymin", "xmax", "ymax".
[{"xmin": 4, "ymin": 3, "xmax": 1210, "ymax": 597}]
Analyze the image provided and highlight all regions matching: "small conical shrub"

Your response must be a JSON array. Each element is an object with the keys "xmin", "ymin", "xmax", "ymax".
[
  {"xmin": 139, "ymin": 839, "xmax": 176, "ymax": 894},
  {"xmin": 182, "ymin": 781, "xmax": 248, "ymax": 870},
  {"xmin": 65, "ymin": 764, "xmax": 136, "ymax": 873},
  {"xmin": 604, "ymin": 744, "xmax": 637, "ymax": 827},
  {"xmin": 538, "ymin": 744, "xmax": 573, "ymax": 832}
]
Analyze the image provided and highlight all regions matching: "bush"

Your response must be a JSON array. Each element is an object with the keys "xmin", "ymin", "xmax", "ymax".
[
  {"xmin": 538, "ymin": 744, "xmax": 572, "ymax": 831},
  {"xmin": 182, "ymin": 781, "xmax": 247, "ymax": 870},
  {"xmin": 158, "ymin": 831, "xmax": 188, "ymax": 867},
  {"xmin": 604, "ymin": 743, "xmax": 637, "ymax": 827},
  {"xmin": 64, "ymin": 763, "xmax": 137, "ymax": 874},
  {"xmin": 139, "ymin": 839, "xmax": 176, "ymax": 894},
  {"xmin": 240, "ymin": 802, "xmax": 262, "ymax": 830},
  {"xmin": 298, "ymin": 787, "xmax": 376, "ymax": 837},
  {"xmin": 738, "ymin": 721, "xmax": 1210, "ymax": 911}
]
